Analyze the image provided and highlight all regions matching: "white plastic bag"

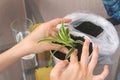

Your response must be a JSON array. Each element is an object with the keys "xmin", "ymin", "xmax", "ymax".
[{"xmin": 64, "ymin": 12, "xmax": 119, "ymax": 64}]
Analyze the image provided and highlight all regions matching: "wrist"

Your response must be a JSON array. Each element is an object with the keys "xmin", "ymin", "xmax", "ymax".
[{"xmin": 11, "ymin": 42, "xmax": 31, "ymax": 57}]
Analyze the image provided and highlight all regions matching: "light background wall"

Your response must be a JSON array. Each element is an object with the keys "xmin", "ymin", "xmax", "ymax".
[
  {"xmin": 0, "ymin": 0, "xmax": 25, "ymax": 46},
  {"xmin": 0, "ymin": 0, "xmax": 25, "ymax": 80},
  {"xmin": 34, "ymin": 0, "xmax": 109, "ymax": 21}
]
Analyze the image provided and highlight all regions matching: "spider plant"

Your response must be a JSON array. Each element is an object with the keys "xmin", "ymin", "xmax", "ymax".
[{"xmin": 38, "ymin": 21, "xmax": 83, "ymax": 59}]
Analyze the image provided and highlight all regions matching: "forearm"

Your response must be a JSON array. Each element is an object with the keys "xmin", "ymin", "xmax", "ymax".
[
  {"xmin": 0, "ymin": 18, "xmax": 71, "ymax": 72},
  {"xmin": 0, "ymin": 42, "xmax": 28, "ymax": 72}
]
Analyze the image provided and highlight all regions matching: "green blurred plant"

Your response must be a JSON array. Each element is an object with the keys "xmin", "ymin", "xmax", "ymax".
[{"xmin": 38, "ymin": 21, "xmax": 83, "ymax": 59}]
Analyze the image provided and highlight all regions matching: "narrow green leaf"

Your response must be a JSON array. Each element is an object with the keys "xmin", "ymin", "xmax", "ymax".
[
  {"xmin": 65, "ymin": 48, "xmax": 75, "ymax": 59},
  {"xmin": 48, "ymin": 54, "xmax": 53, "ymax": 67},
  {"xmin": 61, "ymin": 21, "xmax": 66, "ymax": 33},
  {"xmin": 59, "ymin": 22, "xmax": 68, "ymax": 41},
  {"xmin": 56, "ymin": 33, "xmax": 63, "ymax": 41},
  {"xmin": 52, "ymin": 50, "xmax": 58, "ymax": 55},
  {"xmin": 74, "ymin": 40, "xmax": 84, "ymax": 45},
  {"xmin": 55, "ymin": 39, "xmax": 73, "ymax": 47},
  {"xmin": 58, "ymin": 30, "xmax": 65, "ymax": 40},
  {"xmin": 63, "ymin": 28, "xmax": 69, "ymax": 40},
  {"xmin": 38, "ymin": 38, "xmax": 56, "ymax": 42},
  {"xmin": 38, "ymin": 21, "xmax": 83, "ymax": 61}
]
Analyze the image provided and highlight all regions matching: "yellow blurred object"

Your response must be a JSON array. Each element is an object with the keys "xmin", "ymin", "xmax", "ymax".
[
  {"xmin": 35, "ymin": 67, "xmax": 52, "ymax": 80},
  {"xmin": 29, "ymin": 23, "xmax": 41, "ymax": 32},
  {"xmin": 29, "ymin": 23, "xmax": 53, "ymax": 80}
]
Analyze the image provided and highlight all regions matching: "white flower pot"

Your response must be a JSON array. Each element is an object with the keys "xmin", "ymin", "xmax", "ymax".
[{"xmin": 50, "ymin": 30, "xmax": 94, "ymax": 64}]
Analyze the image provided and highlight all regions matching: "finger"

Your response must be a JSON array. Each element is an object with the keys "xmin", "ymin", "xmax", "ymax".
[
  {"xmin": 46, "ymin": 18, "xmax": 71, "ymax": 27},
  {"xmin": 49, "ymin": 29, "xmax": 58, "ymax": 38},
  {"xmin": 80, "ymin": 39, "xmax": 90, "ymax": 67},
  {"xmin": 38, "ymin": 41, "xmax": 69, "ymax": 54},
  {"xmin": 59, "ymin": 47, "xmax": 69, "ymax": 54},
  {"xmin": 100, "ymin": 65, "xmax": 109, "ymax": 79},
  {"xmin": 47, "ymin": 42, "xmax": 69, "ymax": 53},
  {"xmin": 51, "ymin": 60, "xmax": 69, "ymax": 77},
  {"xmin": 89, "ymin": 44, "xmax": 98, "ymax": 71},
  {"xmin": 52, "ymin": 27, "xmax": 59, "ymax": 33},
  {"xmin": 95, "ymin": 65, "xmax": 109, "ymax": 80},
  {"xmin": 70, "ymin": 49, "xmax": 78, "ymax": 64}
]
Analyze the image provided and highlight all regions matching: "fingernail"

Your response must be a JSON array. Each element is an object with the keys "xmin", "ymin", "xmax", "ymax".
[
  {"xmin": 94, "ymin": 44, "xmax": 98, "ymax": 48},
  {"xmin": 74, "ymin": 49, "xmax": 78, "ymax": 53},
  {"xmin": 64, "ymin": 60, "xmax": 68, "ymax": 62},
  {"xmin": 85, "ymin": 39, "xmax": 90, "ymax": 43},
  {"xmin": 64, "ymin": 60, "xmax": 69, "ymax": 64}
]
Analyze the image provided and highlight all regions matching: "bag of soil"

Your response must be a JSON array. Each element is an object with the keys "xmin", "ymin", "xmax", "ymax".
[{"xmin": 64, "ymin": 12, "xmax": 119, "ymax": 64}]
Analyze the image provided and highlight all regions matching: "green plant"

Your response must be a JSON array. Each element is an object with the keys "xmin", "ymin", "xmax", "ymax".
[{"xmin": 38, "ymin": 21, "xmax": 83, "ymax": 59}]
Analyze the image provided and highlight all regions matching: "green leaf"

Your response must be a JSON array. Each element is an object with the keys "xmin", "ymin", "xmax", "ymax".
[
  {"xmin": 74, "ymin": 40, "xmax": 84, "ymax": 45},
  {"xmin": 58, "ymin": 22, "xmax": 68, "ymax": 41},
  {"xmin": 38, "ymin": 38, "xmax": 56, "ymax": 43},
  {"xmin": 61, "ymin": 21, "xmax": 66, "ymax": 33},
  {"xmin": 38, "ymin": 21, "xmax": 83, "ymax": 61},
  {"xmin": 63, "ymin": 28, "xmax": 69, "ymax": 40},
  {"xmin": 65, "ymin": 48, "xmax": 75, "ymax": 59},
  {"xmin": 55, "ymin": 39, "xmax": 73, "ymax": 47},
  {"xmin": 58, "ymin": 30, "xmax": 66, "ymax": 40},
  {"xmin": 48, "ymin": 54, "xmax": 53, "ymax": 67}
]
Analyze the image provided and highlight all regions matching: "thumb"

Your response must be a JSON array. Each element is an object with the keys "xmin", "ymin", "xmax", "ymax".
[{"xmin": 50, "ymin": 60, "xmax": 69, "ymax": 78}]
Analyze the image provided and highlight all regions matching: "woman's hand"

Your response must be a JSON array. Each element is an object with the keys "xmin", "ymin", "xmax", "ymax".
[
  {"xmin": 50, "ymin": 39, "xmax": 109, "ymax": 80},
  {"xmin": 0, "ymin": 18, "xmax": 71, "ymax": 72},
  {"xmin": 19, "ymin": 18, "xmax": 71, "ymax": 55}
]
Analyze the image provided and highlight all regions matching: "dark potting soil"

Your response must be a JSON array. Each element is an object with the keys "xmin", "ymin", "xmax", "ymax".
[
  {"xmin": 74, "ymin": 21, "xmax": 103, "ymax": 37},
  {"xmin": 53, "ymin": 35, "xmax": 93, "ymax": 61}
]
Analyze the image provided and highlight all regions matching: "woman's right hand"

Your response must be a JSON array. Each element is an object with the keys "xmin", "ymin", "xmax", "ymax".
[{"xmin": 50, "ymin": 39, "xmax": 109, "ymax": 80}]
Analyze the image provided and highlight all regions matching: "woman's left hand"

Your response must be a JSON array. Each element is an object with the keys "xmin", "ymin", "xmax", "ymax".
[{"xmin": 19, "ymin": 18, "xmax": 71, "ymax": 55}]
